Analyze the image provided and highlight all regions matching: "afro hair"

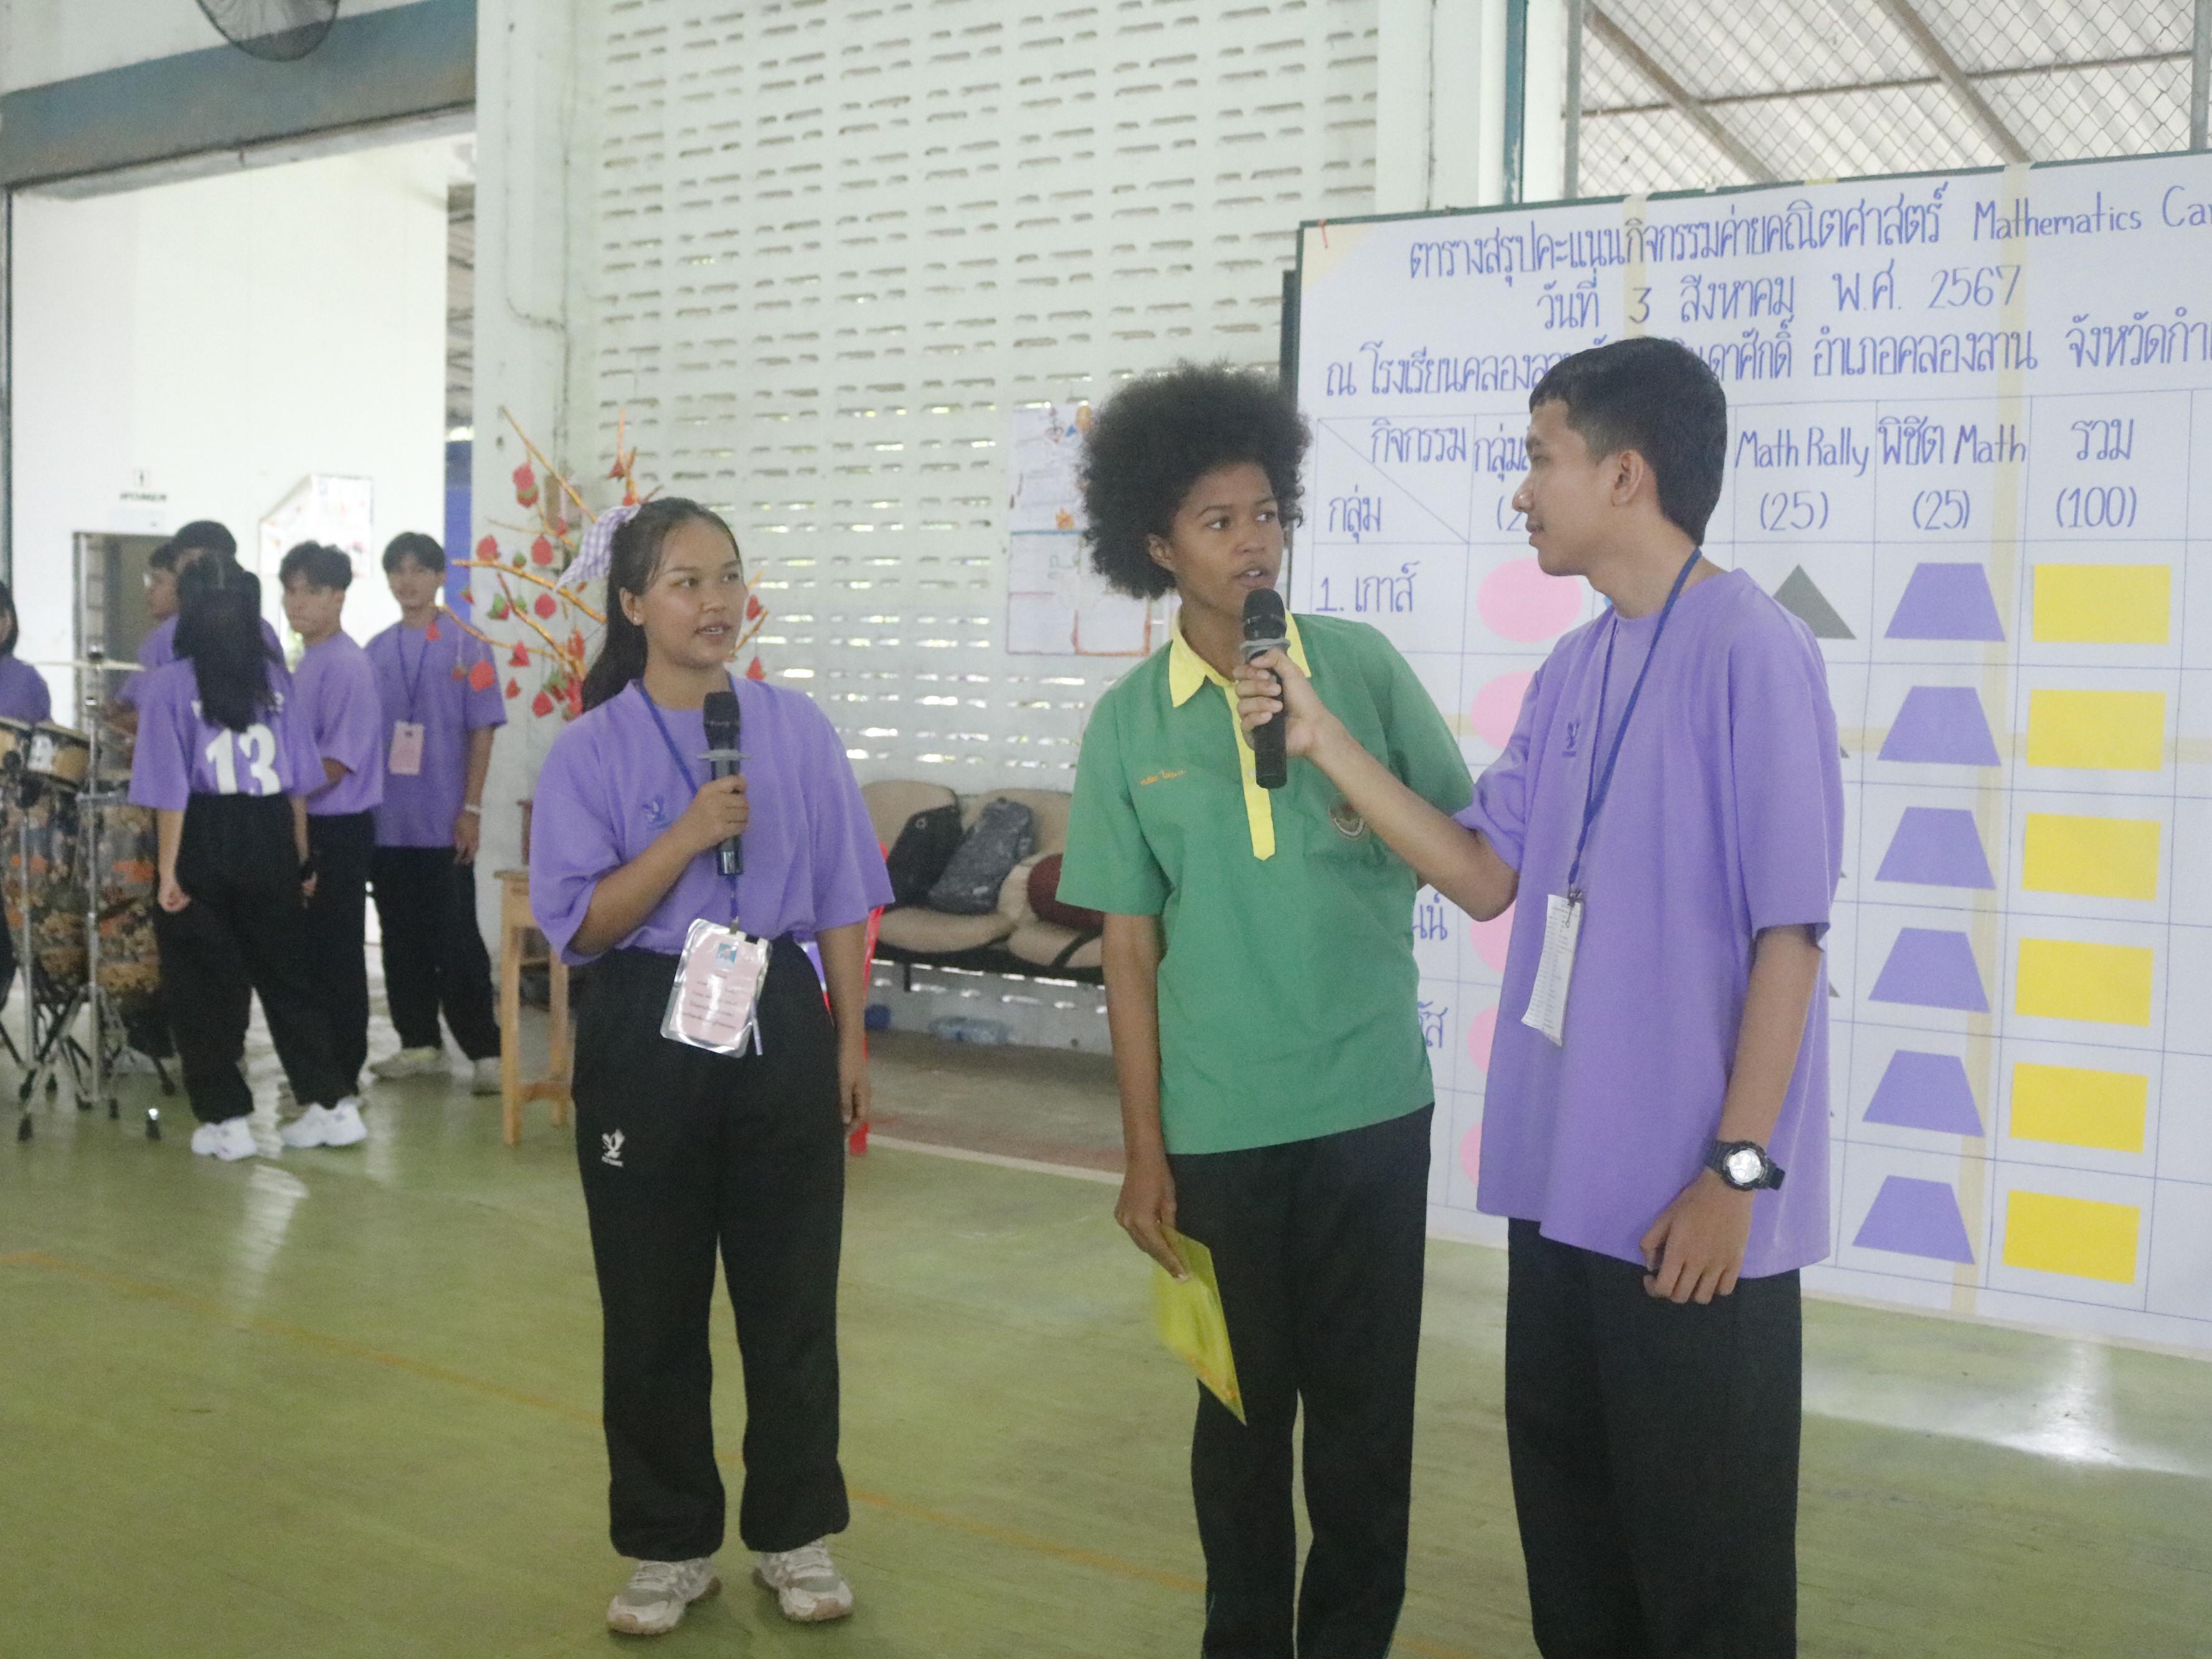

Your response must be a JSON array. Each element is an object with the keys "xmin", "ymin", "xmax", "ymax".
[{"xmin": 1079, "ymin": 362, "xmax": 1308, "ymax": 600}]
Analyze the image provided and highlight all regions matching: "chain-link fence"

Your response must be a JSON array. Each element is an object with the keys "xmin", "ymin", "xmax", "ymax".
[{"xmin": 1574, "ymin": 0, "xmax": 2212, "ymax": 199}]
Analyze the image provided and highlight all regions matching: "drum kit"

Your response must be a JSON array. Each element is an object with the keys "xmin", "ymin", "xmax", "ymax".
[{"xmin": 6, "ymin": 647, "xmax": 174, "ymax": 1143}]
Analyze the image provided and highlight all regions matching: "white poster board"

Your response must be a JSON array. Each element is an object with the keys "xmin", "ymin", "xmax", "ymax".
[
  {"xmin": 1006, "ymin": 403, "xmax": 1165, "ymax": 656},
  {"xmin": 1291, "ymin": 153, "xmax": 2212, "ymax": 1351}
]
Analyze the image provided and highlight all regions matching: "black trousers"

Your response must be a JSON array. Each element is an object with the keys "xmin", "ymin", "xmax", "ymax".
[
  {"xmin": 1168, "ymin": 1105, "xmax": 1432, "ymax": 1659},
  {"xmin": 1505, "ymin": 1219, "xmax": 1802, "ymax": 1659},
  {"xmin": 151, "ymin": 795, "xmax": 350, "ymax": 1125},
  {"xmin": 369, "ymin": 845, "xmax": 500, "ymax": 1061},
  {"xmin": 575, "ymin": 940, "xmax": 849, "ymax": 1561},
  {"xmin": 305, "ymin": 811, "xmax": 375, "ymax": 1094}
]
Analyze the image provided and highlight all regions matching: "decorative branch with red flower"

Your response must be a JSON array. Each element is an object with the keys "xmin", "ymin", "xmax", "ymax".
[{"xmin": 450, "ymin": 408, "xmax": 773, "ymax": 721}]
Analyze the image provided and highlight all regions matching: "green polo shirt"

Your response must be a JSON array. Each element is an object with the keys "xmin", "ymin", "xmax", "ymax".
[{"xmin": 1059, "ymin": 613, "xmax": 1473, "ymax": 1155}]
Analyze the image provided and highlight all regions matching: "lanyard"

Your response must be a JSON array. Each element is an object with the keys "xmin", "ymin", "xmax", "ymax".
[
  {"xmin": 638, "ymin": 681, "xmax": 743, "ymax": 925},
  {"xmin": 1566, "ymin": 552, "xmax": 1701, "ymax": 896},
  {"xmin": 399, "ymin": 625, "xmax": 435, "ymax": 725}
]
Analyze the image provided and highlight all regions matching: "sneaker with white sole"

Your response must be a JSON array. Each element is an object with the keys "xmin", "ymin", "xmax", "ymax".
[
  {"xmin": 606, "ymin": 1557, "xmax": 719, "ymax": 1637},
  {"xmin": 189, "ymin": 1117, "xmax": 260, "ymax": 1161},
  {"xmin": 279, "ymin": 1099, "xmax": 368, "ymax": 1149},
  {"xmin": 753, "ymin": 1539, "xmax": 854, "ymax": 1624},
  {"xmin": 370, "ymin": 1046, "xmax": 446, "ymax": 1080},
  {"xmin": 470, "ymin": 1056, "xmax": 503, "ymax": 1095}
]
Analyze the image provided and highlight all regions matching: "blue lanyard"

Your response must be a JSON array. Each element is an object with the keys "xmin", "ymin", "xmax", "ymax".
[
  {"xmin": 637, "ymin": 681, "xmax": 743, "ymax": 925},
  {"xmin": 399, "ymin": 626, "xmax": 434, "ymax": 725},
  {"xmin": 1567, "ymin": 552, "xmax": 1701, "ymax": 896}
]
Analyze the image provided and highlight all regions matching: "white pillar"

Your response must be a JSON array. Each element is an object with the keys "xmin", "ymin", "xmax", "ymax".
[
  {"xmin": 471, "ymin": 0, "xmax": 580, "ymax": 933},
  {"xmin": 1376, "ymin": 0, "xmax": 1510, "ymax": 214},
  {"xmin": 1521, "ymin": 0, "xmax": 1573, "ymax": 203}
]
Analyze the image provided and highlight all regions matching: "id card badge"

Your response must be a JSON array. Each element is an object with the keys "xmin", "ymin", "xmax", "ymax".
[
  {"xmin": 1520, "ymin": 890, "xmax": 1585, "ymax": 1047},
  {"xmin": 660, "ymin": 917, "xmax": 771, "ymax": 1055},
  {"xmin": 388, "ymin": 721, "xmax": 426, "ymax": 777}
]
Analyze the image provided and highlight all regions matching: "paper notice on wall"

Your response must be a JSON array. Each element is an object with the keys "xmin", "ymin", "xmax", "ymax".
[
  {"xmin": 1006, "ymin": 404, "xmax": 1163, "ymax": 656},
  {"xmin": 259, "ymin": 474, "xmax": 376, "ymax": 578}
]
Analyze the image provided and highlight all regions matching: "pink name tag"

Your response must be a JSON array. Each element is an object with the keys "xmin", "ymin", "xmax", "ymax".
[{"xmin": 389, "ymin": 721, "xmax": 425, "ymax": 777}]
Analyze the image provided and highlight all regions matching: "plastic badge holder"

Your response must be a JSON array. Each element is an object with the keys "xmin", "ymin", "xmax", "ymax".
[
  {"xmin": 1152, "ymin": 1227, "xmax": 1244, "ymax": 1424},
  {"xmin": 660, "ymin": 918, "xmax": 771, "ymax": 1054}
]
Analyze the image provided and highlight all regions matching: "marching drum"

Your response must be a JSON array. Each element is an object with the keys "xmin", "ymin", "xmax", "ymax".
[
  {"xmin": 26, "ymin": 724, "xmax": 92, "ymax": 790},
  {"xmin": 1, "ymin": 785, "xmax": 162, "ymax": 1011}
]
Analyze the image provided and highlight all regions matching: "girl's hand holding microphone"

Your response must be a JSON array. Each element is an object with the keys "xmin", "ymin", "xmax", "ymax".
[{"xmin": 673, "ymin": 773, "xmax": 749, "ymax": 857}]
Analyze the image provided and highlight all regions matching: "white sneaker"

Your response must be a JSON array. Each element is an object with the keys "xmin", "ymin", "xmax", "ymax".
[
  {"xmin": 470, "ymin": 1056, "xmax": 503, "ymax": 1095},
  {"xmin": 753, "ymin": 1539, "xmax": 854, "ymax": 1623},
  {"xmin": 606, "ymin": 1557, "xmax": 719, "ymax": 1637},
  {"xmin": 189, "ymin": 1117, "xmax": 260, "ymax": 1161},
  {"xmin": 370, "ymin": 1046, "xmax": 445, "ymax": 1080},
  {"xmin": 280, "ymin": 1099, "xmax": 367, "ymax": 1149}
]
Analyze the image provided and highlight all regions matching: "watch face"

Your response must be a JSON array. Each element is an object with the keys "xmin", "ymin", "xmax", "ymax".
[{"xmin": 1724, "ymin": 1147, "xmax": 1765, "ymax": 1186}]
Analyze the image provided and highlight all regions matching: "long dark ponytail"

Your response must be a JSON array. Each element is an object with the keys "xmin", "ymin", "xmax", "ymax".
[
  {"xmin": 579, "ymin": 497, "xmax": 744, "ymax": 712},
  {"xmin": 176, "ymin": 557, "xmax": 277, "ymax": 732}
]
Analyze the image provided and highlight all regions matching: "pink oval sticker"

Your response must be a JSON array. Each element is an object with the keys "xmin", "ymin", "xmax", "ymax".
[
  {"xmin": 1477, "ymin": 558, "xmax": 1583, "ymax": 643},
  {"xmin": 1468, "ymin": 671, "xmax": 1535, "ymax": 749}
]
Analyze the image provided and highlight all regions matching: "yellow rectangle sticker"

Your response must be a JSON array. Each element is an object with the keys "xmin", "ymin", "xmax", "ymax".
[
  {"xmin": 2026, "ymin": 689, "xmax": 2165, "ymax": 772},
  {"xmin": 2002, "ymin": 1190, "xmax": 2140, "ymax": 1283},
  {"xmin": 2010, "ymin": 1062, "xmax": 2148, "ymax": 1153},
  {"xmin": 2031, "ymin": 564, "xmax": 2171, "ymax": 645},
  {"xmin": 2016, "ymin": 938, "xmax": 2154, "ymax": 1026},
  {"xmin": 2021, "ymin": 813, "xmax": 2161, "ymax": 900}
]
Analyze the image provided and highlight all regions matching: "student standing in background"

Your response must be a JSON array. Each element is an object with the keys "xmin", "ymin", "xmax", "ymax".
[
  {"xmin": 280, "ymin": 541, "xmax": 385, "ymax": 1127},
  {"xmin": 0, "ymin": 580, "xmax": 52, "ymax": 724},
  {"xmin": 1238, "ymin": 338, "xmax": 1840, "ymax": 1658},
  {"xmin": 366, "ymin": 532, "xmax": 504, "ymax": 1092},
  {"xmin": 130, "ymin": 559, "xmax": 362, "ymax": 1160}
]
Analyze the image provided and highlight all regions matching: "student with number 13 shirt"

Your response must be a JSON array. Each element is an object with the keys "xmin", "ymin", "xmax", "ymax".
[{"xmin": 128, "ymin": 559, "xmax": 364, "ymax": 1161}]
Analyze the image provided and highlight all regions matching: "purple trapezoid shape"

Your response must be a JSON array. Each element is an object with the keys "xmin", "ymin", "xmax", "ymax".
[
  {"xmin": 1869, "ymin": 927, "xmax": 1988, "ymax": 1013},
  {"xmin": 1878, "ymin": 686, "xmax": 2001, "ymax": 766},
  {"xmin": 1887, "ymin": 562, "xmax": 2006, "ymax": 642},
  {"xmin": 1853, "ymin": 1175, "xmax": 1977, "ymax": 1263},
  {"xmin": 1876, "ymin": 806, "xmax": 1995, "ymax": 889},
  {"xmin": 1865, "ymin": 1050, "xmax": 1985, "ymax": 1135}
]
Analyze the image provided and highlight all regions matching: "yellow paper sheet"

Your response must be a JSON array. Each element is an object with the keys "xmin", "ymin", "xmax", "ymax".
[
  {"xmin": 2015, "ymin": 938, "xmax": 2155, "ymax": 1026},
  {"xmin": 2021, "ymin": 813, "xmax": 2161, "ymax": 901},
  {"xmin": 2002, "ymin": 1191, "xmax": 2140, "ymax": 1283},
  {"xmin": 2031, "ymin": 564, "xmax": 2171, "ymax": 644},
  {"xmin": 1152, "ymin": 1228, "xmax": 1244, "ymax": 1424},
  {"xmin": 2026, "ymin": 689, "xmax": 2165, "ymax": 772},
  {"xmin": 2010, "ymin": 1062, "xmax": 2148, "ymax": 1154}
]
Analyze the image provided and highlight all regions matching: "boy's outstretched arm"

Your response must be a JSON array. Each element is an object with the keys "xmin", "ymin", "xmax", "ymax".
[
  {"xmin": 1236, "ymin": 649, "xmax": 1517, "ymax": 922},
  {"xmin": 1639, "ymin": 923, "xmax": 1823, "ymax": 1304}
]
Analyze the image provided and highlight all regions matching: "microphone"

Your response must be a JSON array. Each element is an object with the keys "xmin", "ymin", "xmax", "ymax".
[
  {"xmin": 701, "ymin": 688, "xmax": 745, "ymax": 878},
  {"xmin": 1240, "ymin": 588, "xmax": 1290, "ymax": 791}
]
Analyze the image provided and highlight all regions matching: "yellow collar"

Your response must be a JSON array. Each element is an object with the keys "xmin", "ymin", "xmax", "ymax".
[
  {"xmin": 1165, "ymin": 610, "xmax": 1313, "ymax": 861},
  {"xmin": 1168, "ymin": 611, "xmax": 1311, "ymax": 706}
]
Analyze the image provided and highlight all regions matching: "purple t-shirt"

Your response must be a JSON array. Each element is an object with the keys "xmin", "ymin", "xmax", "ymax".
[
  {"xmin": 120, "ymin": 614, "xmax": 287, "ymax": 708},
  {"xmin": 127, "ymin": 659, "xmax": 319, "ymax": 809},
  {"xmin": 1461, "ymin": 567, "xmax": 1843, "ymax": 1277},
  {"xmin": 366, "ymin": 618, "xmax": 505, "ymax": 848},
  {"xmin": 0, "ymin": 656, "xmax": 52, "ymax": 724},
  {"xmin": 293, "ymin": 631, "xmax": 385, "ymax": 818},
  {"xmin": 530, "ymin": 676, "xmax": 893, "ymax": 964}
]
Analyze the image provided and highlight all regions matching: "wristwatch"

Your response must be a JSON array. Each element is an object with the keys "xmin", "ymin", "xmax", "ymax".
[{"xmin": 1705, "ymin": 1139, "xmax": 1786, "ymax": 1191}]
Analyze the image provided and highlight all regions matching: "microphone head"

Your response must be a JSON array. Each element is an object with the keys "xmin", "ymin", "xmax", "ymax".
[
  {"xmin": 702, "ymin": 688, "xmax": 742, "ymax": 747},
  {"xmin": 1241, "ymin": 586, "xmax": 1288, "ymax": 641}
]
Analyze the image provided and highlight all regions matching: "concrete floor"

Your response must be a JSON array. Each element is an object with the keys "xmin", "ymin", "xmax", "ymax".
[{"xmin": 4, "ymin": 1014, "xmax": 2211, "ymax": 1657}]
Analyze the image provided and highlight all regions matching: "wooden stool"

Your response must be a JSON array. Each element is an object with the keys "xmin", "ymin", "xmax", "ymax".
[{"xmin": 495, "ymin": 869, "xmax": 572, "ymax": 1146}]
